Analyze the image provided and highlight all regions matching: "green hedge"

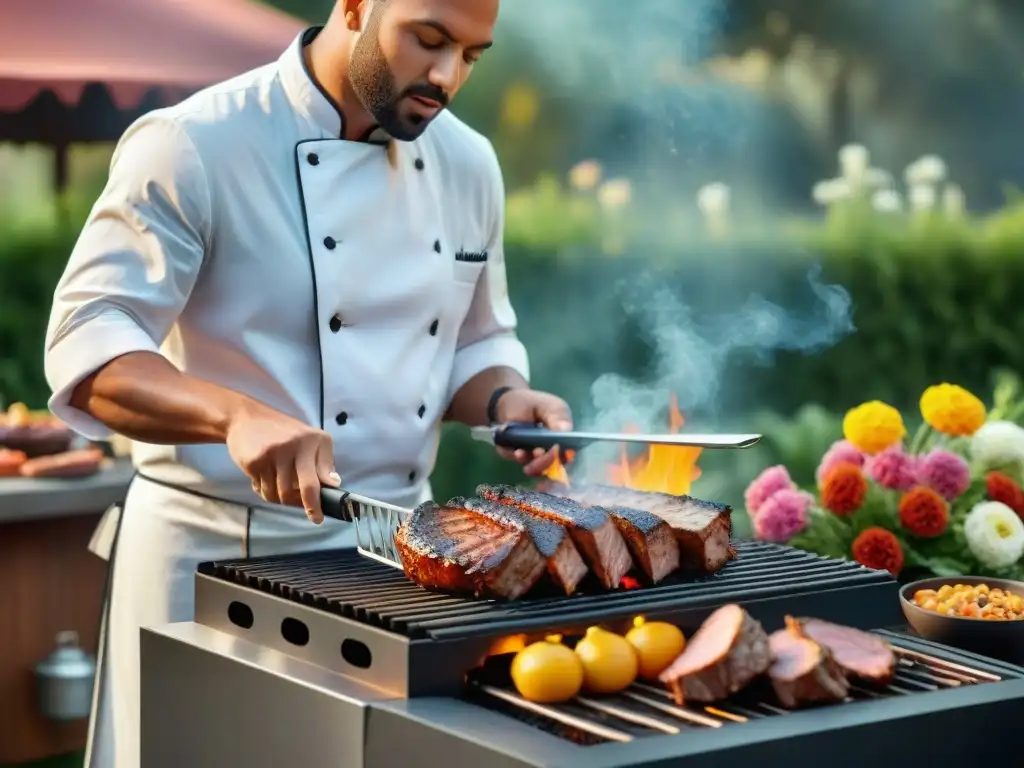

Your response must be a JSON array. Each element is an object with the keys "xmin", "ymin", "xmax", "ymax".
[{"xmin": 3, "ymin": 194, "xmax": 1024, "ymax": 516}]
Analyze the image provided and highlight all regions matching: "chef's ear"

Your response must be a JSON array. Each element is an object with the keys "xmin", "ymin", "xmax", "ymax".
[{"xmin": 340, "ymin": 0, "xmax": 369, "ymax": 30}]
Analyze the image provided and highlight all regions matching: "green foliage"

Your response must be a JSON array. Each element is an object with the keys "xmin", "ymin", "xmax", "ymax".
[{"xmin": 3, "ymin": 188, "xmax": 1024, "ymax": 514}]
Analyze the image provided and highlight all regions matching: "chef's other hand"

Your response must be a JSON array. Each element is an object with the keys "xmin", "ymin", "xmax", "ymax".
[
  {"xmin": 494, "ymin": 389, "xmax": 573, "ymax": 477},
  {"xmin": 225, "ymin": 400, "xmax": 341, "ymax": 524}
]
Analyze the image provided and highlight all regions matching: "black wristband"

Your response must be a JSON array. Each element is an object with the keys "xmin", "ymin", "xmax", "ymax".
[{"xmin": 486, "ymin": 386, "xmax": 515, "ymax": 425}]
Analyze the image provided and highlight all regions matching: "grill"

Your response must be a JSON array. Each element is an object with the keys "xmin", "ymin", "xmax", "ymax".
[
  {"xmin": 195, "ymin": 539, "xmax": 902, "ymax": 697},
  {"xmin": 141, "ymin": 540, "xmax": 1024, "ymax": 767},
  {"xmin": 465, "ymin": 634, "xmax": 1004, "ymax": 745}
]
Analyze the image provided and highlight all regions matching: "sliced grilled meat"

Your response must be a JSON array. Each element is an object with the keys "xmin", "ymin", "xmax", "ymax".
[
  {"xmin": 603, "ymin": 506, "xmax": 680, "ymax": 584},
  {"xmin": 477, "ymin": 485, "xmax": 632, "ymax": 589},
  {"xmin": 768, "ymin": 620, "xmax": 850, "ymax": 708},
  {"xmin": 394, "ymin": 501, "xmax": 546, "ymax": 600},
  {"xmin": 789, "ymin": 618, "xmax": 896, "ymax": 685},
  {"xmin": 658, "ymin": 604, "xmax": 773, "ymax": 706},
  {"xmin": 558, "ymin": 484, "xmax": 734, "ymax": 573},
  {"xmin": 448, "ymin": 496, "xmax": 588, "ymax": 595}
]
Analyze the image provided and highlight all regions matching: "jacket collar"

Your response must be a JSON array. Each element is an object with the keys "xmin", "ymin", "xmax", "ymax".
[{"xmin": 278, "ymin": 26, "xmax": 392, "ymax": 145}]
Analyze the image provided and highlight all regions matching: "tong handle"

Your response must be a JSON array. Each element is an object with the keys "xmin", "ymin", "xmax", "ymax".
[
  {"xmin": 320, "ymin": 487, "xmax": 356, "ymax": 523},
  {"xmin": 493, "ymin": 423, "xmax": 585, "ymax": 452}
]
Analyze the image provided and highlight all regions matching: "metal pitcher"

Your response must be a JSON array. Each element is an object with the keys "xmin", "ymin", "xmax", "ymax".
[{"xmin": 35, "ymin": 630, "xmax": 96, "ymax": 721}]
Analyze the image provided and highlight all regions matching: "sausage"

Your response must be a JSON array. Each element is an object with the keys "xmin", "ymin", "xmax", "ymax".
[
  {"xmin": 0, "ymin": 449, "xmax": 27, "ymax": 477},
  {"xmin": 19, "ymin": 449, "xmax": 105, "ymax": 478}
]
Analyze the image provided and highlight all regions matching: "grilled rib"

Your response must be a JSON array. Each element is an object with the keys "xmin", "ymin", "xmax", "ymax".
[
  {"xmin": 477, "ymin": 485, "xmax": 633, "ymax": 590},
  {"xmin": 558, "ymin": 484, "xmax": 734, "ymax": 573},
  {"xmin": 393, "ymin": 500, "xmax": 547, "ymax": 600},
  {"xmin": 448, "ymin": 496, "xmax": 588, "ymax": 596},
  {"xmin": 602, "ymin": 506, "xmax": 680, "ymax": 584}
]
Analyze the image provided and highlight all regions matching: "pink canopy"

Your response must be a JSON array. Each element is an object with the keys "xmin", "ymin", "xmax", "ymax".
[{"xmin": 0, "ymin": 0, "xmax": 305, "ymax": 111}]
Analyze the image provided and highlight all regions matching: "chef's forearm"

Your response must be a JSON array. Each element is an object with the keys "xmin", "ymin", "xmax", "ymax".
[
  {"xmin": 69, "ymin": 351, "xmax": 252, "ymax": 445},
  {"xmin": 445, "ymin": 366, "xmax": 528, "ymax": 426}
]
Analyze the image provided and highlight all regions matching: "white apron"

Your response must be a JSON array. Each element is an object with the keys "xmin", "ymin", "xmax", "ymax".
[{"xmin": 83, "ymin": 475, "xmax": 428, "ymax": 768}]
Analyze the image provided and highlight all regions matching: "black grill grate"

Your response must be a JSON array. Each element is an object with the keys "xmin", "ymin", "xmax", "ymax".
[{"xmin": 199, "ymin": 541, "xmax": 895, "ymax": 641}]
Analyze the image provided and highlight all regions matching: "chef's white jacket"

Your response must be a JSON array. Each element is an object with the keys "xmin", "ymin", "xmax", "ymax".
[{"xmin": 43, "ymin": 27, "xmax": 530, "ymax": 517}]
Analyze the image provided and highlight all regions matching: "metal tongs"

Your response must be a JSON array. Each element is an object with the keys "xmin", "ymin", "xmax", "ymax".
[{"xmin": 470, "ymin": 422, "xmax": 762, "ymax": 452}]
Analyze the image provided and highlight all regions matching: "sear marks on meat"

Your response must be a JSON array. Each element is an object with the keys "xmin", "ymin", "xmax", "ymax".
[
  {"xmin": 658, "ymin": 604, "xmax": 773, "ymax": 706},
  {"xmin": 602, "ymin": 506, "xmax": 680, "ymax": 584},
  {"xmin": 477, "ymin": 485, "xmax": 633, "ymax": 590},
  {"xmin": 394, "ymin": 501, "xmax": 546, "ymax": 600},
  {"xmin": 768, "ymin": 620, "xmax": 850, "ymax": 708},
  {"xmin": 448, "ymin": 496, "xmax": 588, "ymax": 596},
  {"xmin": 789, "ymin": 617, "xmax": 897, "ymax": 685},
  {"xmin": 556, "ymin": 484, "xmax": 734, "ymax": 574}
]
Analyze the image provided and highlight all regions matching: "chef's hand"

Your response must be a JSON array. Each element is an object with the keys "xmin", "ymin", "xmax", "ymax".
[
  {"xmin": 225, "ymin": 399, "xmax": 341, "ymax": 524},
  {"xmin": 494, "ymin": 389, "xmax": 573, "ymax": 477}
]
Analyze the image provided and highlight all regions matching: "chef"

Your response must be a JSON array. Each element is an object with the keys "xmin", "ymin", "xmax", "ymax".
[{"xmin": 42, "ymin": 0, "xmax": 571, "ymax": 765}]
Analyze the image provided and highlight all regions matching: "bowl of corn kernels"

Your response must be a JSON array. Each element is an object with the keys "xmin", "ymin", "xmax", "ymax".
[{"xmin": 900, "ymin": 576, "xmax": 1024, "ymax": 660}]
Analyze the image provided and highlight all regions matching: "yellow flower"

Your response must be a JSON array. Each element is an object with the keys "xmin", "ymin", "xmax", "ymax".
[
  {"xmin": 843, "ymin": 401, "xmax": 907, "ymax": 454},
  {"xmin": 920, "ymin": 383, "xmax": 986, "ymax": 436}
]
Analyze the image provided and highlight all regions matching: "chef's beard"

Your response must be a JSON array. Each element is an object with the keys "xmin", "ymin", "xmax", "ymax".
[{"xmin": 349, "ymin": 21, "xmax": 448, "ymax": 141}]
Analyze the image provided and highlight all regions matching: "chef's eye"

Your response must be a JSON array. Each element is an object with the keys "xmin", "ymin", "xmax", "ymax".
[
  {"xmin": 464, "ymin": 52, "xmax": 481, "ymax": 65},
  {"xmin": 416, "ymin": 35, "xmax": 445, "ymax": 50}
]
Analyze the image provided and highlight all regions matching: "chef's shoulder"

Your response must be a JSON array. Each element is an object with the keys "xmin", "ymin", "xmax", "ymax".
[
  {"xmin": 422, "ymin": 112, "xmax": 504, "ymax": 217},
  {"xmin": 113, "ymin": 63, "xmax": 286, "ymax": 175}
]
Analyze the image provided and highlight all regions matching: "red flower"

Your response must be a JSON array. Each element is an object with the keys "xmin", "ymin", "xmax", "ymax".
[
  {"xmin": 898, "ymin": 486, "xmax": 950, "ymax": 538},
  {"xmin": 986, "ymin": 471, "xmax": 1024, "ymax": 517},
  {"xmin": 820, "ymin": 462, "xmax": 868, "ymax": 517},
  {"xmin": 852, "ymin": 527, "xmax": 904, "ymax": 576}
]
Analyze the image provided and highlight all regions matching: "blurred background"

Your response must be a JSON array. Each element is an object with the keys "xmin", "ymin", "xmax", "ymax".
[{"xmin": 3, "ymin": 0, "xmax": 1024, "ymax": 764}]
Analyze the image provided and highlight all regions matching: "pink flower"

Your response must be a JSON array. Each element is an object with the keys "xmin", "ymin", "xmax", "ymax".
[
  {"xmin": 816, "ymin": 440, "xmax": 865, "ymax": 486},
  {"xmin": 864, "ymin": 445, "xmax": 918, "ymax": 491},
  {"xmin": 745, "ymin": 465, "xmax": 796, "ymax": 516},
  {"xmin": 754, "ymin": 489, "xmax": 812, "ymax": 543},
  {"xmin": 916, "ymin": 449, "xmax": 971, "ymax": 501}
]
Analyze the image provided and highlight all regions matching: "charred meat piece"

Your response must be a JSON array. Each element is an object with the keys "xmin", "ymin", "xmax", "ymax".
[
  {"xmin": 658, "ymin": 604, "xmax": 773, "ymax": 706},
  {"xmin": 603, "ymin": 506, "xmax": 680, "ymax": 584},
  {"xmin": 558, "ymin": 484, "xmax": 734, "ymax": 573},
  {"xmin": 477, "ymin": 485, "xmax": 632, "ymax": 590},
  {"xmin": 768, "ymin": 620, "xmax": 850, "ymax": 708},
  {"xmin": 789, "ymin": 617, "xmax": 896, "ymax": 685},
  {"xmin": 394, "ymin": 501, "xmax": 546, "ymax": 600},
  {"xmin": 448, "ymin": 496, "xmax": 588, "ymax": 595}
]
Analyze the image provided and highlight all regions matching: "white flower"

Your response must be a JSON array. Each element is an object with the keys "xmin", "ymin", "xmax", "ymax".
[
  {"xmin": 908, "ymin": 183, "xmax": 936, "ymax": 212},
  {"xmin": 943, "ymin": 184, "xmax": 966, "ymax": 217},
  {"xmin": 697, "ymin": 183, "xmax": 731, "ymax": 216},
  {"xmin": 871, "ymin": 189, "xmax": 902, "ymax": 213},
  {"xmin": 596, "ymin": 178, "xmax": 632, "ymax": 210},
  {"xmin": 812, "ymin": 178, "xmax": 852, "ymax": 206},
  {"xmin": 964, "ymin": 501, "xmax": 1024, "ymax": 569},
  {"xmin": 970, "ymin": 421, "xmax": 1024, "ymax": 468},
  {"xmin": 838, "ymin": 144, "xmax": 870, "ymax": 182},
  {"xmin": 905, "ymin": 155, "xmax": 947, "ymax": 186},
  {"xmin": 568, "ymin": 160, "xmax": 603, "ymax": 192}
]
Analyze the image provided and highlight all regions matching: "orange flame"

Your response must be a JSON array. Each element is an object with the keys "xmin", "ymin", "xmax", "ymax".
[{"xmin": 543, "ymin": 394, "xmax": 702, "ymax": 495}]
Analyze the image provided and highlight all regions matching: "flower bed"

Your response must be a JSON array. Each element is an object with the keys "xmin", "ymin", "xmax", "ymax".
[{"xmin": 746, "ymin": 378, "xmax": 1024, "ymax": 581}]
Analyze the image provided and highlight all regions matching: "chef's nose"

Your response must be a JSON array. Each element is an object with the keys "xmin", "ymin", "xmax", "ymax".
[{"xmin": 428, "ymin": 51, "xmax": 462, "ymax": 96}]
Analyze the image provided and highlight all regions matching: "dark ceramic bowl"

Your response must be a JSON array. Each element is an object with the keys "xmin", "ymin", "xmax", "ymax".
[
  {"xmin": 0, "ymin": 425, "xmax": 72, "ymax": 457},
  {"xmin": 900, "ymin": 576, "xmax": 1024, "ymax": 662}
]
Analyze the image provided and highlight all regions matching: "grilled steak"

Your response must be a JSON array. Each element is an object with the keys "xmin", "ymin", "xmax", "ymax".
[
  {"xmin": 658, "ymin": 604, "xmax": 772, "ymax": 705},
  {"xmin": 477, "ymin": 485, "xmax": 633, "ymax": 589},
  {"xmin": 556, "ymin": 484, "xmax": 735, "ymax": 573},
  {"xmin": 768, "ymin": 619, "xmax": 850, "ymax": 708},
  {"xmin": 394, "ymin": 501, "xmax": 546, "ymax": 600},
  {"xmin": 448, "ymin": 496, "xmax": 588, "ymax": 595},
  {"xmin": 789, "ymin": 618, "xmax": 896, "ymax": 685},
  {"xmin": 603, "ymin": 506, "xmax": 680, "ymax": 584}
]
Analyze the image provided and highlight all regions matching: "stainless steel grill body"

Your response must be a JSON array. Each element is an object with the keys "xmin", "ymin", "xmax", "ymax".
[
  {"xmin": 141, "ymin": 622, "xmax": 1024, "ymax": 768},
  {"xmin": 139, "ymin": 542, "xmax": 1024, "ymax": 767}
]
